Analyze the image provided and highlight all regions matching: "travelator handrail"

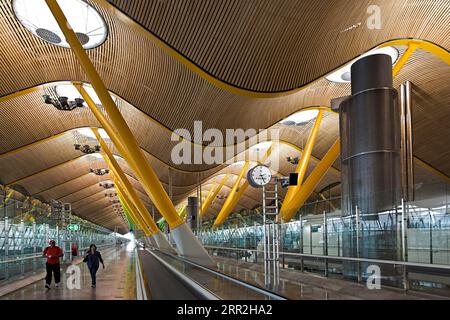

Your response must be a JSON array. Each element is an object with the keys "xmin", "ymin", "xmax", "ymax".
[
  {"xmin": 149, "ymin": 247, "xmax": 287, "ymax": 300},
  {"xmin": 144, "ymin": 248, "xmax": 220, "ymax": 300},
  {"xmin": 0, "ymin": 243, "xmax": 116, "ymax": 265},
  {"xmin": 204, "ymin": 245, "xmax": 450, "ymax": 271}
]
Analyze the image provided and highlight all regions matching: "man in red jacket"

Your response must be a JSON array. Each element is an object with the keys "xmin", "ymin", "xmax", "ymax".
[{"xmin": 43, "ymin": 240, "xmax": 63, "ymax": 289}]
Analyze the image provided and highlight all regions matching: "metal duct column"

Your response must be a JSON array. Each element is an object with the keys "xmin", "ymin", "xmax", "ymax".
[
  {"xmin": 339, "ymin": 54, "xmax": 402, "ymax": 284},
  {"xmin": 340, "ymin": 54, "xmax": 401, "ymax": 218},
  {"xmin": 187, "ymin": 197, "xmax": 198, "ymax": 231}
]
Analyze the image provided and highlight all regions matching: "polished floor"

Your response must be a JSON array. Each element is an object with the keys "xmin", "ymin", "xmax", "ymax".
[
  {"xmin": 1, "ymin": 244, "xmax": 136, "ymax": 300},
  {"xmin": 213, "ymin": 256, "xmax": 448, "ymax": 300}
]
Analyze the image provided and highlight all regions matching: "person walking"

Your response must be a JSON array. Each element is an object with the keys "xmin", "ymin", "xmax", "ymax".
[
  {"xmin": 83, "ymin": 244, "xmax": 105, "ymax": 288},
  {"xmin": 43, "ymin": 240, "xmax": 63, "ymax": 289}
]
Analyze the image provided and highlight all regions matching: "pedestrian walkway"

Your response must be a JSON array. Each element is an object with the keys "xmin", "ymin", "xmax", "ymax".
[{"xmin": 1, "ymin": 245, "xmax": 136, "ymax": 300}]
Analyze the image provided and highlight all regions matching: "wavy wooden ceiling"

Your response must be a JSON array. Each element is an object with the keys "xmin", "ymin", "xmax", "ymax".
[{"xmin": 0, "ymin": 0, "xmax": 449, "ymax": 231}]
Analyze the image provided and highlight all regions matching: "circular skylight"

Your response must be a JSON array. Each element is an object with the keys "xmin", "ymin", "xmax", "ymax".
[
  {"xmin": 325, "ymin": 47, "xmax": 399, "ymax": 83},
  {"xmin": 55, "ymin": 83, "xmax": 117, "ymax": 105},
  {"xmin": 280, "ymin": 110, "xmax": 319, "ymax": 125},
  {"xmin": 13, "ymin": 0, "xmax": 108, "ymax": 49}
]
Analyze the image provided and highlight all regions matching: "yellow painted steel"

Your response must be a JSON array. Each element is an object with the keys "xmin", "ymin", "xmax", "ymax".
[
  {"xmin": 281, "ymin": 139, "xmax": 340, "ymax": 222},
  {"xmin": 213, "ymin": 161, "xmax": 250, "ymax": 227},
  {"xmin": 114, "ymin": 179, "xmax": 152, "ymax": 236},
  {"xmin": 392, "ymin": 42, "xmax": 420, "ymax": 77},
  {"xmin": 200, "ymin": 183, "xmax": 216, "ymax": 216},
  {"xmin": 44, "ymin": 0, "xmax": 183, "ymax": 229},
  {"xmin": 414, "ymin": 157, "xmax": 450, "ymax": 183},
  {"xmin": 282, "ymin": 110, "xmax": 324, "ymax": 207},
  {"xmin": 214, "ymin": 145, "xmax": 273, "ymax": 226},
  {"xmin": 93, "ymin": 128, "xmax": 160, "ymax": 234},
  {"xmin": 201, "ymin": 174, "xmax": 229, "ymax": 217},
  {"xmin": 0, "ymin": 86, "xmax": 41, "ymax": 103}
]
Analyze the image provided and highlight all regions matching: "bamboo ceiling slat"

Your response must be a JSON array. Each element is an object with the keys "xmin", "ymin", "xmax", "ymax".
[{"xmin": 109, "ymin": 0, "xmax": 450, "ymax": 92}]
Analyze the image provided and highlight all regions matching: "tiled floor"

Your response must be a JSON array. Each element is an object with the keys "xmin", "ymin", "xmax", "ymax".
[{"xmin": 1, "ymin": 244, "xmax": 136, "ymax": 300}]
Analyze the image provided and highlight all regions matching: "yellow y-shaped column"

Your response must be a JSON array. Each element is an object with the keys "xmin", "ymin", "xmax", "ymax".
[
  {"xmin": 93, "ymin": 129, "xmax": 175, "ymax": 252},
  {"xmin": 282, "ymin": 110, "xmax": 324, "ymax": 208},
  {"xmin": 45, "ymin": 0, "xmax": 212, "ymax": 265},
  {"xmin": 281, "ymin": 139, "xmax": 340, "ymax": 222},
  {"xmin": 201, "ymin": 174, "xmax": 229, "ymax": 217},
  {"xmin": 214, "ymin": 145, "xmax": 273, "ymax": 227}
]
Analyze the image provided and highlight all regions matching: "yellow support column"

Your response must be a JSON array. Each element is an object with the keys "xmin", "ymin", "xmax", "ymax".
[
  {"xmin": 213, "ymin": 161, "xmax": 250, "ymax": 227},
  {"xmin": 200, "ymin": 174, "xmax": 229, "ymax": 217},
  {"xmin": 114, "ymin": 180, "xmax": 151, "ymax": 237},
  {"xmin": 93, "ymin": 129, "xmax": 175, "ymax": 252},
  {"xmin": 281, "ymin": 139, "xmax": 340, "ymax": 222},
  {"xmin": 282, "ymin": 110, "xmax": 324, "ymax": 208},
  {"xmin": 200, "ymin": 183, "xmax": 216, "ymax": 216},
  {"xmin": 393, "ymin": 42, "xmax": 420, "ymax": 77},
  {"xmin": 41, "ymin": 1, "xmax": 212, "ymax": 263},
  {"xmin": 45, "ymin": 0, "xmax": 182, "ymax": 230}
]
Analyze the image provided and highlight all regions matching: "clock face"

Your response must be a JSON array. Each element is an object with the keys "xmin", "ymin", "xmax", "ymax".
[{"xmin": 248, "ymin": 165, "xmax": 272, "ymax": 187}]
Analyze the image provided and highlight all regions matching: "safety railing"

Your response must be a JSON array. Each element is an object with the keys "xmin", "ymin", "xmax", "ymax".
[
  {"xmin": 205, "ymin": 245, "xmax": 450, "ymax": 292},
  {"xmin": 149, "ymin": 247, "xmax": 287, "ymax": 300}
]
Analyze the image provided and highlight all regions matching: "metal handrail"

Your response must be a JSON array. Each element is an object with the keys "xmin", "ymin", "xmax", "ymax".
[
  {"xmin": 204, "ymin": 245, "xmax": 450, "ymax": 271},
  {"xmin": 145, "ymin": 248, "xmax": 220, "ymax": 300},
  {"xmin": 153, "ymin": 248, "xmax": 287, "ymax": 300}
]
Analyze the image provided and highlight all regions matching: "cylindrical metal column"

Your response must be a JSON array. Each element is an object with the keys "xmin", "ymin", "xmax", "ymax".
[
  {"xmin": 339, "ymin": 54, "xmax": 402, "ymax": 284},
  {"xmin": 187, "ymin": 197, "xmax": 198, "ymax": 232},
  {"xmin": 340, "ymin": 54, "xmax": 401, "ymax": 218}
]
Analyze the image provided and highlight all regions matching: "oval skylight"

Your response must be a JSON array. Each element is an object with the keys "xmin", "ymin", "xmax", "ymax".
[
  {"xmin": 280, "ymin": 110, "xmax": 319, "ymax": 125},
  {"xmin": 55, "ymin": 83, "xmax": 117, "ymax": 105},
  {"xmin": 13, "ymin": 0, "xmax": 108, "ymax": 49},
  {"xmin": 325, "ymin": 47, "xmax": 399, "ymax": 83},
  {"xmin": 77, "ymin": 128, "xmax": 110, "ymax": 141},
  {"xmin": 249, "ymin": 141, "xmax": 273, "ymax": 150}
]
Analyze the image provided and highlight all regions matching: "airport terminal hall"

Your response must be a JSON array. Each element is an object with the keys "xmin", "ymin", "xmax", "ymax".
[{"xmin": 0, "ymin": 0, "xmax": 450, "ymax": 309}]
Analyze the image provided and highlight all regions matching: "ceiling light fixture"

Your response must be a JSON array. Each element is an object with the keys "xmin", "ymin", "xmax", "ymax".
[
  {"xmin": 55, "ymin": 83, "xmax": 116, "ymax": 106},
  {"xmin": 325, "ymin": 47, "xmax": 399, "ymax": 83},
  {"xmin": 13, "ymin": 0, "xmax": 108, "ymax": 49}
]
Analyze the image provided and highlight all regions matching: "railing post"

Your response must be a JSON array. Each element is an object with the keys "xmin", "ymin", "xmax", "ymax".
[
  {"xmin": 356, "ymin": 206, "xmax": 361, "ymax": 283},
  {"xmin": 323, "ymin": 211, "xmax": 328, "ymax": 277},
  {"xmin": 5, "ymin": 216, "xmax": 9, "ymax": 280},
  {"xmin": 401, "ymin": 199, "xmax": 409, "ymax": 290},
  {"xmin": 32, "ymin": 222, "xmax": 37, "ymax": 271},
  {"xmin": 300, "ymin": 216, "xmax": 304, "ymax": 272},
  {"xmin": 429, "ymin": 210, "xmax": 433, "ymax": 264}
]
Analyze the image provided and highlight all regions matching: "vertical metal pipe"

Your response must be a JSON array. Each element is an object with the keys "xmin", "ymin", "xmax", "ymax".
[
  {"xmin": 429, "ymin": 210, "xmax": 433, "ymax": 264},
  {"xmin": 323, "ymin": 211, "xmax": 328, "ymax": 277},
  {"xmin": 401, "ymin": 199, "xmax": 410, "ymax": 290},
  {"xmin": 400, "ymin": 84, "xmax": 408, "ymax": 199},
  {"xmin": 405, "ymin": 81, "xmax": 414, "ymax": 201},
  {"xmin": 300, "ymin": 215, "xmax": 304, "ymax": 272},
  {"xmin": 356, "ymin": 206, "xmax": 361, "ymax": 282}
]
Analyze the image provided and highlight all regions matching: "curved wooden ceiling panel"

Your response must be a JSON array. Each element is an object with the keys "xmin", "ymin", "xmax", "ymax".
[{"xmin": 108, "ymin": 0, "xmax": 450, "ymax": 92}]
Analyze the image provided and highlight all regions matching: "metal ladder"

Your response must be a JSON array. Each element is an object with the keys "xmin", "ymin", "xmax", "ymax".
[{"xmin": 262, "ymin": 181, "xmax": 280, "ymax": 289}]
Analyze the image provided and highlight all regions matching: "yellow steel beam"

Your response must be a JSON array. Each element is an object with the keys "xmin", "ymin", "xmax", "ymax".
[
  {"xmin": 114, "ymin": 178, "xmax": 152, "ymax": 236},
  {"xmin": 281, "ymin": 139, "xmax": 340, "ymax": 222},
  {"xmin": 200, "ymin": 183, "xmax": 216, "ymax": 216},
  {"xmin": 393, "ymin": 42, "xmax": 420, "ymax": 77},
  {"xmin": 282, "ymin": 110, "xmax": 324, "ymax": 207},
  {"xmin": 213, "ymin": 145, "xmax": 273, "ymax": 226},
  {"xmin": 93, "ymin": 128, "xmax": 160, "ymax": 234},
  {"xmin": 76, "ymin": 83, "xmax": 182, "ymax": 228},
  {"xmin": 44, "ymin": 0, "xmax": 184, "ymax": 230},
  {"xmin": 201, "ymin": 174, "xmax": 229, "ymax": 217},
  {"xmin": 213, "ymin": 161, "xmax": 250, "ymax": 227},
  {"xmin": 0, "ymin": 86, "xmax": 41, "ymax": 103}
]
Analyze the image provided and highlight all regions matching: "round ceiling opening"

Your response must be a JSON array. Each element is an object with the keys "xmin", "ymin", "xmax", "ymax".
[{"xmin": 13, "ymin": 0, "xmax": 108, "ymax": 49}]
